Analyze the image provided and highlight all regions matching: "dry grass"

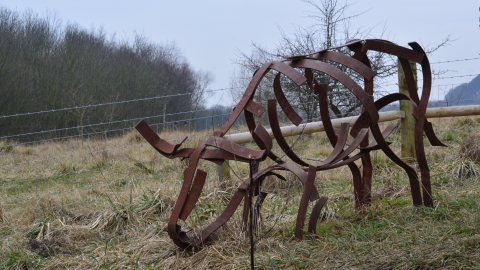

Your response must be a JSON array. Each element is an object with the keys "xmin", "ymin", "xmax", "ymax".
[{"xmin": 0, "ymin": 117, "xmax": 479, "ymax": 269}]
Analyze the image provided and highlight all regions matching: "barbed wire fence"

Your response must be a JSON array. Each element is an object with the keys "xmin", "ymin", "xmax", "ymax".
[
  {"xmin": 0, "ymin": 87, "xmax": 248, "ymax": 216},
  {"xmin": 0, "ymin": 72, "xmax": 479, "ymax": 221}
]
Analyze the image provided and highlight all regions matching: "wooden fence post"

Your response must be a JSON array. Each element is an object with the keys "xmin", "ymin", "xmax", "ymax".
[{"xmin": 398, "ymin": 59, "xmax": 417, "ymax": 161}]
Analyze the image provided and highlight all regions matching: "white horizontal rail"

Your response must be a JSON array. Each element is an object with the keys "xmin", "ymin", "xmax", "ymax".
[
  {"xmin": 424, "ymin": 105, "xmax": 480, "ymax": 118},
  {"xmin": 224, "ymin": 110, "xmax": 404, "ymax": 144},
  {"xmin": 224, "ymin": 105, "xmax": 480, "ymax": 144}
]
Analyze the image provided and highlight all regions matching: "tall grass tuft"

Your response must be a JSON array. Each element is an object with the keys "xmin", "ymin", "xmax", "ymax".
[{"xmin": 0, "ymin": 117, "xmax": 479, "ymax": 269}]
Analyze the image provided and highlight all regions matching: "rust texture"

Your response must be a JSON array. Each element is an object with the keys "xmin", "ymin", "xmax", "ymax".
[{"xmin": 135, "ymin": 39, "xmax": 444, "ymax": 249}]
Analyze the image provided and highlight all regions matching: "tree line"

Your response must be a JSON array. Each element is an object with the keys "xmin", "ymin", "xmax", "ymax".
[{"xmin": 0, "ymin": 7, "xmax": 216, "ymax": 142}]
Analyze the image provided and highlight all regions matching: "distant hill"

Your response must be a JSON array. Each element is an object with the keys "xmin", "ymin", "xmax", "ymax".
[
  {"xmin": 379, "ymin": 75, "xmax": 480, "ymax": 111},
  {"xmin": 445, "ymin": 75, "xmax": 480, "ymax": 106}
]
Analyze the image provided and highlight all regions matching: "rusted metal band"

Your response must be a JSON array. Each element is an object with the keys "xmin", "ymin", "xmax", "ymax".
[
  {"xmin": 314, "ymin": 76, "xmax": 366, "ymax": 209},
  {"xmin": 192, "ymin": 188, "xmax": 247, "ymax": 247},
  {"xmin": 245, "ymin": 100, "xmax": 266, "ymax": 117},
  {"xmin": 245, "ymin": 110, "xmax": 282, "ymax": 162},
  {"xmin": 424, "ymin": 121, "xmax": 446, "ymax": 147},
  {"xmin": 330, "ymin": 128, "xmax": 368, "ymax": 165},
  {"xmin": 315, "ymin": 50, "xmax": 374, "ymax": 80},
  {"xmin": 268, "ymin": 99, "xmax": 310, "ymax": 166},
  {"xmin": 409, "ymin": 42, "xmax": 434, "ymax": 207},
  {"xmin": 215, "ymin": 61, "xmax": 273, "ymax": 137},
  {"xmin": 364, "ymin": 39, "xmax": 424, "ymax": 64},
  {"xmin": 357, "ymin": 52, "xmax": 374, "ymax": 207},
  {"xmin": 273, "ymin": 73, "xmax": 303, "ymax": 126},
  {"xmin": 167, "ymin": 143, "xmax": 206, "ymax": 248},
  {"xmin": 351, "ymin": 92, "xmax": 416, "ymax": 136},
  {"xmin": 398, "ymin": 57, "xmax": 420, "ymax": 104},
  {"xmin": 295, "ymin": 165, "xmax": 317, "ymax": 240},
  {"xmin": 216, "ymin": 61, "xmax": 306, "ymax": 137},
  {"xmin": 308, "ymin": 196, "xmax": 328, "ymax": 234},
  {"xmin": 275, "ymin": 162, "xmax": 320, "ymax": 201},
  {"xmin": 205, "ymin": 136, "xmax": 266, "ymax": 161},
  {"xmin": 288, "ymin": 58, "xmax": 379, "ymax": 125},
  {"xmin": 135, "ymin": 120, "xmax": 187, "ymax": 156},
  {"xmin": 316, "ymin": 81, "xmax": 339, "ymax": 146},
  {"xmin": 252, "ymin": 124, "xmax": 273, "ymax": 154},
  {"xmin": 200, "ymin": 149, "xmax": 252, "ymax": 163},
  {"xmin": 318, "ymin": 123, "xmax": 350, "ymax": 166},
  {"xmin": 179, "ymin": 169, "xmax": 207, "ymax": 221},
  {"xmin": 370, "ymin": 125, "xmax": 423, "ymax": 206}
]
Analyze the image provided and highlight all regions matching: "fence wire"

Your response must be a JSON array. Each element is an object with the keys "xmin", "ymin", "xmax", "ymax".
[{"xmin": 0, "ymin": 82, "xmax": 479, "ymax": 222}]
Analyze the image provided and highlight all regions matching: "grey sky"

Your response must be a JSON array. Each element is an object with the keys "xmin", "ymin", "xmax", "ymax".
[{"xmin": 2, "ymin": 0, "xmax": 479, "ymax": 106}]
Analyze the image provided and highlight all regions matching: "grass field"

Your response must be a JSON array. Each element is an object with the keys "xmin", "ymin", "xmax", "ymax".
[{"xmin": 1, "ymin": 116, "xmax": 480, "ymax": 269}]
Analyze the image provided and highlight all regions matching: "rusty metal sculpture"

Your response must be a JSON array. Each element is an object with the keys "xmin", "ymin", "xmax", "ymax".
[{"xmin": 135, "ymin": 39, "xmax": 445, "ymax": 249}]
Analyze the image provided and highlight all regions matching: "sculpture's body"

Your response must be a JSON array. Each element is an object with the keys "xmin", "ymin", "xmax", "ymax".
[{"xmin": 136, "ymin": 39, "xmax": 444, "ymax": 249}]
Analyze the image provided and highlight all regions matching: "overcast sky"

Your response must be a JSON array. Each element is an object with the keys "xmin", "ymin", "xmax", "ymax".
[{"xmin": 2, "ymin": 0, "xmax": 479, "ymax": 106}]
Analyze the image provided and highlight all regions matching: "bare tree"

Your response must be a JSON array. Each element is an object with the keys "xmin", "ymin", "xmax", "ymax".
[{"xmin": 233, "ymin": 0, "xmax": 400, "ymax": 120}]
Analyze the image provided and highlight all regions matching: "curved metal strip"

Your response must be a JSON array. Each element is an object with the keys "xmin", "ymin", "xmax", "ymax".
[
  {"xmin": 215, "ymin": 61, "xmax": 273, "ymax": 137},
  {"xmin": 288, "ymin": 59, "xmax": 379, "ymax": 125},
  {"xmin": 245, "ymin": 110, "xmax": 282, "ymax": 162},
  {"xmin": 295, "ymin": 165, "xmax": 317, "ymax": 240},
  {"xmin": 357, "ymin": 52, "xmax": 374, "ymax": 207},
  {"xmin": 245, "ymin": 99, "xmax": 266, "ymax": 117},
  {"xmin": 252, "ymin": 124, "xmax": 273, "ymax": 154},
  {"xmin": 179, "ymin": 169, "xmax": 207, "ymax": 221},
  {"xmin": 318, "ymin": 123, "xmax": 349, "ymax": 166},
  {"xmin": 167, "ymin": 143, "xmax": 206, "ymax": 248},
  {"xmin": 316, "ymin": 81, "xmax": 339, "ymax": 145},
  {"xmin": 351, "ymin": 92, "xmax": 419, "ymax": 137},
  {"xmin": 409, "ymin": 42, "xmax": 434, "ymax": 207},
  {"xmin": 287, "ymin": 39, "xmax": 364, "ymax": 60},
  {"xmin": 364, "ymin": 39, "xmax": 424, "ymax": 64},
  {"xmin": 271, "ymin": 60, "xmax": 308, "ymax": 86},
  {"xmin": 315, "ymin": 50, "xmax": 374, "ymax": 80},
  {"xmin": 205, "ymin": 136, "xmax": 266, "ymax": 161},
  {"xmin": 315, "ymin": 77, "xmax": 366, "ymax": 209},
  {"xmin": 364, "ymin": 124, "xmax": 397, "ymax": 149},
  {"xmin": 369, "ymin": 125, "xmax": 423, "ymax": 206},
  {"xmin": 308, "ymin": 196, "xmax": 328, "ymax": 234},
  {"xmin": 330, "ymin": 128, "xmax": 369, "ymax": 165},
  {"xmin": 200, "ymin": 149, "xmax": 252, "ymax": 163},
  {"xmin": 244, "ymin": 109, "xmax": 257, "ymax": 133},
  {"xmin": 275, "ymin": 162, "xmax": 320, "ymax": 201},
  {"xmin": 264, "ymin": 172, "xmax": 287, "ymax": 181},
  {"xmin": 168, "ymin": 148, "xmax": 253, "ymax": 164},
  {"xmin": 398, "ymin": 57, "xmax": 420, "ymax": 104},
  {"xmin": 191, "ymin": 188, "xmax": 247, "ymax": 247},
  {"xmin": 273, "ymin": 73, "xmax": 303, "ymax": 126},
  {"xmin": 408, "ymin": 42, "xmax": 432, "ymax": 113},
  {"xmin": 135, "ymin": 120, "xmax": 187, "ymax": 156},
  {"xmin": 268, "ymin": 99, "xmax": 310, "ymax": 166},
  {"xmin": 424, "ymin": 121, "xmax": 446, "ymax": 147}
]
